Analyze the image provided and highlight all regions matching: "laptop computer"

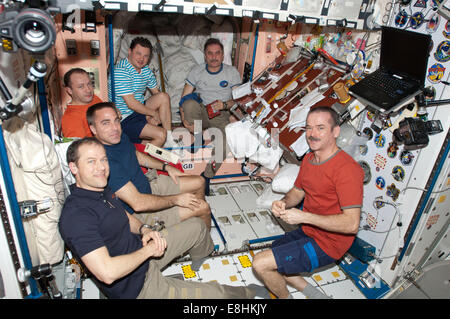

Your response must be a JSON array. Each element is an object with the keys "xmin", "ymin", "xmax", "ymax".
[{"xmin": 349, "ymin": 26, "xmax": 431, "ymax": 114}]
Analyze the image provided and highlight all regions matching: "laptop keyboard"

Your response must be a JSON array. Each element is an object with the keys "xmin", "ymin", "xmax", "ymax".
[{"xmin": 365, "ymin": 71, "xmax": 413, "ymax": 98}]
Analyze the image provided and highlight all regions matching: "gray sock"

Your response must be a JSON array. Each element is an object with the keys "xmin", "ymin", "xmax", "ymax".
[
  {"xmin": 190, "ymin": 257, "xmax": 208, "ymax": 272},
  {"xmin": 247, "ymin": 284, "xmax": 272, "ymax": 299},
  {"xmin": 302, "ymin": 283, "xmax": 331, "ymax": 299}
]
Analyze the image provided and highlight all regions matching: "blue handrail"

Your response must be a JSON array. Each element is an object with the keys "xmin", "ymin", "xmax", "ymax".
[
  {"xmin": 107, "ymin": 14, "xmax": 116, "ymax": 103},
  {"xmin": 37, "ymin": 78, "xmax": 52, "ymax": 139},
  {"xmin": 249, "ymin": 23, "xmax": 259, "ymax": 82}
]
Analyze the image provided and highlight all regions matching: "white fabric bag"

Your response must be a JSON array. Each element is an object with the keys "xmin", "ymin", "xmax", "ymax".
[
  {"xmin": 272, "ymin": 164, "xmax": 300, "ymax": 193},
  {"xmin": 4, "ymin": 123, "xmax": 64, "ymax": 265}
]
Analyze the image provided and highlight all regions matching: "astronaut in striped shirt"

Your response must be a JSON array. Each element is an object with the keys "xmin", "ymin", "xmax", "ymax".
[{"xmin": 113, "ymin": 37, "xmax": 173, "ymax": 147}]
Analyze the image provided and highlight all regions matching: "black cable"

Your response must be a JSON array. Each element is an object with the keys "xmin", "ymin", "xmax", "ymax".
[{"xmin": 0, "ymin": 76, "xmax": 13, "ymax": 101}]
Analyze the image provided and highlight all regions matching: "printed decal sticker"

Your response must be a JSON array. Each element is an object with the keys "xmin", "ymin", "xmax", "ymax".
[
  {"xmin": 426, "ymin": 12, "xmax": 440, "ymax": 33},
  {"xmin": 428, "ymin": 63, "xmax": 445, "ymax": 84},
  {"xmin": 391, "ymin": 165, "xmax": 406, "ymax": 182},
  {"xmin": 413, "ymin": 0, "xmax": 427, "ymax": 8},
  {"xmin": 434, "ymin": 40, "xmax": 450, "ymax": 62},
  {"xmin": 387, "ymin": 142, "xmax": 398, "ymax": 158},
  {"xmin": 399, "ymin": 150, "xmax": 415, "ymax": 165},
  {"xmin": 374, "ymin": 153, "xmax": 387, "ymax": 170},
  {"xmin": 395, "ymin": 9, "xmax": 409, "ymax": 28},
  {"xmin": 375, "ymin": 176, "xmax": 386, "ymax": 190},
  {"xmin": 443, "ymin": 20, "xmax": 450, "ymax": 38},
  {"xmin": 362, "ymin": 127, "xmax": 374, "ymax": 140},
  {"xmin": 374, "ymin": 133, "xmax": 386, "ymax": 148},
  {"xmin": 386, "ymin": 183, "xmax": 400, "ymax": 201},
  {"xmin": 410, "ymin": 12, "xmax": 425, "ymax": 29}
]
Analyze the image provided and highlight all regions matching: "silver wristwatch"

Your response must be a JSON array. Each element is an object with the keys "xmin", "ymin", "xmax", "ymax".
[{"xmin": 139, "ymin": 224, "xmax": 152, "ymax": 235}]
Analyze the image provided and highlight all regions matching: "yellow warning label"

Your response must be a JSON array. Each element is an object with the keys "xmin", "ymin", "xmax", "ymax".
[
  {"xmin": 331, "ymin": 271, "xmax": 340, "ymax": 278},
  {"xmin": 182, "ymin": 265, "xmax": 197, "ymax": 279},
  {"xmin": 238, "ymin": 255, "xmax": 252, "ymax": 268}
]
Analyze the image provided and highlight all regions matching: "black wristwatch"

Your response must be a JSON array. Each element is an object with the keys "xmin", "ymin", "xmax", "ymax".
[
  {"xmin": 162, "ymin": 162, "xmax": 168, "ymax": 171},
  {"xmin": 223, "ymin": 101, "xmax": 228, "ymax": 110}
]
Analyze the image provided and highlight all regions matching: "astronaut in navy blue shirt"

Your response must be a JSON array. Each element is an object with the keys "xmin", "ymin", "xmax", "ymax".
[
  {"xmin": 86, "ymin": 102, "xmax": 212, "ymax": 229},
  {"xmin": 59, "ymin": 138, "xmax": 165, "ymax": 298},
  {"xmin": 59, "ymin": 137, "xmax": 259, "ymax": 299}
]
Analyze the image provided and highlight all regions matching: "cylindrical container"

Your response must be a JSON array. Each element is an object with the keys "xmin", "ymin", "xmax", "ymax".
[{"xmin": 333, "ymin": 82, "xmax": 351, "ymax": 104}]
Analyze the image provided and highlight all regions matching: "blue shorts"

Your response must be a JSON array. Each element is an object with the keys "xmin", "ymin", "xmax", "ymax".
[
  {"xmin": 272, "ymin": 227, "xmax": 335, "ymax": 275},
  {"xmin": 121, "ymin": 111, "xmax": 146, "ymax": 144}
]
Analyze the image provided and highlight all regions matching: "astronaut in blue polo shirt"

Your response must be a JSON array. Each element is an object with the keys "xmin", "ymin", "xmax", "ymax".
[{"xmin": 86, "ymin": 102, "xmax": 212, "ymax": 230}]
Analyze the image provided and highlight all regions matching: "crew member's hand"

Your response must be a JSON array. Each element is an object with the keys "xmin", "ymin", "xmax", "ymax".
[
  {"xmin": 142, "ymin": 230, "xmax": 166, "ymax": 257},
  {"xmin": 278, "ymin": 208, "xmax": 303, "ymax": 225},
  {"xmin": 271, "ymin": 200, "xmax": 286, "ymax": 217},
  {"xmin": 175, "ymin": 193, "xmax": 202, "ymax": 210},
  {"xmin": 166, "ymin": 165, "xmax": 188, "ymax": 184},
  {"xmin": 149, "ymin": 110, "xmax": 161, "ymax": 125},
  {"xmin": 179, "ymin": 107, "xmax": 195, "ymax": 131},
  {"xmin": 212, "ymin": 100, "xmax": 224, "ymax": 111},
  {"xmin": 146, "ymin": 115, "xmax": 160, "ymax": 126}
]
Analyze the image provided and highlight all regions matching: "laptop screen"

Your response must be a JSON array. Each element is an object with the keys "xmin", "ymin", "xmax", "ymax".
[{"xmin": 380, "ymin": 26, "xmax": 431, "ymax": 84}]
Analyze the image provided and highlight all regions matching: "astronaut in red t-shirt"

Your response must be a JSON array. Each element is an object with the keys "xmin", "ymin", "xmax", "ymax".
[
  {"xmin": 61, "ymin": 68, "xmax": 102, "ymax": 138},
  {"xmin": 252, "ymin": 106, "xmax": 364, "ymax": 299}
]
